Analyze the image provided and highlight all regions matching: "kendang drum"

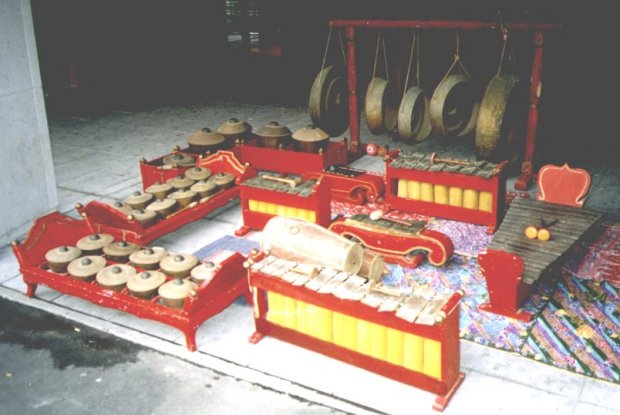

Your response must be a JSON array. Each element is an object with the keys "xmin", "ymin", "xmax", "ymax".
[{"xmin": 261, "ymin": 216, "xmax": 364, "ymax": 275}]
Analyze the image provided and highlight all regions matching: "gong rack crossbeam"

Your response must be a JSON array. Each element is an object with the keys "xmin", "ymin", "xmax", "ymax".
[{"xmin": 329, "ymin": 19, "xmax": 562, "ymax": 190}]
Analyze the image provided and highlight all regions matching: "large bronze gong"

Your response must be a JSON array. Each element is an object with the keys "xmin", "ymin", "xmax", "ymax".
[
  {"xmin": 365, "ymin": 77, "xmax": 398, "ymax": 135},
  {"xmin": 397, "ymin": 86, "xmax": 432, "ymax": 142},
  {"xmin": 430, "ymin": 74, "xmax": 479, "ymax": 136},
  {"xmin": 475, "ymin": 74, "xmax": 525, "ymax": 163},
  {"xmin": 308, "ymin": 65, "xmax": 349, "ymax": 136}
]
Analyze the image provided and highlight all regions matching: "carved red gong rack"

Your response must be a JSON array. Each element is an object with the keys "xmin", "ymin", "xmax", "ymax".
[
  {"xmin": 232, "ymin": 136, "xmax": 348, "ymax": 176},
  {"xmin": 79, "ymin": 151, "xmax": 251, "ymax": 245},
  {"xmin": 329, "ymin": 19, "xmax": 561, "ymax": 189},
  {"xmin": 11, "ymin": 212, "xmax": 251, "ymax": 351}
]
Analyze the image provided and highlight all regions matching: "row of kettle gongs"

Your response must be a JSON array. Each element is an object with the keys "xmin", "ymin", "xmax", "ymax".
[{"xmin": 309, "ymin": 65, "xmax": 527, "ymax": 163}]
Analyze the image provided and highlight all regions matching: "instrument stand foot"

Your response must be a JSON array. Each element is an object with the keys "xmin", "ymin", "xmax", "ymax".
[
  {"xmin": 433, "ymin": 372, "xmax": 465, "ymax": 412},
  {"xmin": 235, "ymin": 226, "xmax": 252, "ymax": 237},
  {"xmin": 249, "ymin": 331, "xmax": 265, "ymax": 344}
]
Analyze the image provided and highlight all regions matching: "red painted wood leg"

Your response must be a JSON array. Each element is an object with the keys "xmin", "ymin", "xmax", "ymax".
[
  {"xmin": 248, "ymin": 331, "xmax": 265, "ymax": 344},
  {"xmin": 478, "ymin": 250, "xmax": 534, "ymax": 322},
  {"xmin": 516, "ymin": 32, "xmax": 544, "ymax": 191},
  {"xmin": 432, "ymin": 372, "xmax": 465, "ymax": 412},
  {"xmin": 515, "ymin": 162, "xmax": 533, "ymax": 191},
  {"xmin": 184, "ymin": 330, "xmax": 197, "ymax": 352},
  {"xmin": 234, "ymin": 226, "xmax": 252, "ymax": 237},
  {"xmin": 243, "ymin": 291, "xmax": 254, "ymax": 306},
  {"xmin": 25, "ymin": 282, "xmax": 38, "ymax": 298}
]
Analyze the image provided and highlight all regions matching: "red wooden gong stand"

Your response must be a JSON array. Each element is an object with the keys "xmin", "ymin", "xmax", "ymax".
[{"xmin": 329, "ymin": 19, "xmax": 561, "ymax": 189}]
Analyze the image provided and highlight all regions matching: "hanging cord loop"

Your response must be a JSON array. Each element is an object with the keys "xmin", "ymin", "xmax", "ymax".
[
  {"xmin": 402, "ymin": 31, "xmax": 419, "ymax": 100},
  {"xmin": 416, "ymin": 32, "xmax": 421, "ymax": 87},
  {"xmin": 371, "ymin": 31, "xmax": 381, "ymax": 80},
  {"xmin": 496, "ymin": 26, "xmax": 509, "ymax": 76},
  {"xmin": 496, "ymin": 25, "xmax": 518, "ymax": 76},
  {"xmin": 317, "ymin": 26, "xmax": 334, "ymax": 87},
  {"xmin": 337, "ymin": 29, "xmax": 347, "ymax": 66},
  {"xmin": 439, "ymin": 31, "xmax": 472, "ymax": 86},
  {"xmin": 371, "ymin": 31, "xmax": 390, "ymax": 81},
  {"xmin": 382, "ymin": 32, "xmax": 389, "ymax": 81}
]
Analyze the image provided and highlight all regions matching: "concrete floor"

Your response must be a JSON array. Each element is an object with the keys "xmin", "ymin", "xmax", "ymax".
[
  {"xmin": 1, "ymin": 100, "xmax": 618, "ymax": 414},
  {"xmin": 0, "ymin": 299, "xmax": 343, "ymax": 415}
]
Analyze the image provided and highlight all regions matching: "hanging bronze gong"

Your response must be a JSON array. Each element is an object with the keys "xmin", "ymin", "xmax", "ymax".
[
  {"xmin": 365, "ymin": 77, "xmax": 398, "ymax": 135},
  {"xmin": 430, "ymin": 74, "xmax": 479, "ymax": 136},
  {"xmin": 475, "ymin": 74, "xmax": 525, "ymax": 163},
  {"xmin": 397, "ymin": 86, "xmax": 432, "ymax": 142},
  {"xmin": 308, "ymin": 65, "xmax": 349, "ymax": 137}
]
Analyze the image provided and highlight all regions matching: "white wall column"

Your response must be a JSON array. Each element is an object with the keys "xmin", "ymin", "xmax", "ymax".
[{"xmin": 0, "ymin": 0, "xmax": 58, "ymax": 244}]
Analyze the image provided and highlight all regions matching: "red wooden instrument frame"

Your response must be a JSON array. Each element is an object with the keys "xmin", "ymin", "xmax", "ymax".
[
  {"xmin": 329, "ymin": 20, "xmax": 561, "ymax": 188},
  {"xmin": 477, "ymin": 249, "xmax": 534, "ymax": 321},
  {"xmin": 328, "ymin": 218, "xmax": 453, "ymax": 268},
  {"xmin": 303, "ymin": 170, "xmax": 385, "ymax": 205},
  {"xmin": 231, "ymin": 137, "xmax": 348, "ymax": 176},
  {"xmin": 79, "ymin": 151, "xmax": 251, "ymax": 245},
  {"xmin": 248, "ymin": 256, "xmax": 465, "ymax": 412},
  {"xmin": 236, "ymin": 174, "xmax": 332, "ymax": 235},
  {"xmin": 477, "ymin": 164, "xmax": 594, "ymax": 321},
  {"xmin": 385, "ymin": 159, "xmax": 507, "ymax": 232},
  {"xmin": 11, "ymin": 212, "xmax": 252, "ymax": 351}
]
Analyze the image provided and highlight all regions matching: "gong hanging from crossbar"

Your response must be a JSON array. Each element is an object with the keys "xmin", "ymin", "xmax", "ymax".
[{"xmin": 309, "ymin": 65, "xmax": 349, "ymax": 136}]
